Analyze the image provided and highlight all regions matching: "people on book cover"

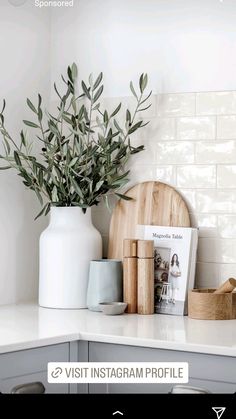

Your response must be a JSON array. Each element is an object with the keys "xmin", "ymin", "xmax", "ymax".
[
  {"xmin": 170, "ymin": 253, "xmax": 181, "ymax": 304},
  {"xmin": 154, "ymin": 250, "xmax": 162, "ymax": 271}
]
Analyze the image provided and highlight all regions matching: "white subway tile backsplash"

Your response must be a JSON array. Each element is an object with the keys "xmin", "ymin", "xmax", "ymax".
[
  {"xmin": 135, "ymin": 117, "xmax": 176, "ymax": 143},
  {"xmin": 156, "ymin": 141, "xmax": 194, "ymax": 164},
  {"xmin": 198, "ymin": 238, "xmax": 236, "ymax": 263},
  {"xmin": 217, "ymin": 116, "xmax": 236, "ymax": 139},
  {"xmin": 191, "ymin": 214, "xmax": 218, "ymax": 237},
  {"xmin": 154, "ymin": 117, "xmax": 176, "ymax": 141},
  {"xmin": 218, "ymin": 215, "xmax": 236, "ymax": 238},
  {"xmin": 155, "ymin": 165, "xmax": 176, "ymax": 184},
  {"xmin": 217, "ymin": 165, "xmax": 236, "ymax": 188},
  {"xmin": 195, "ymin": 141, "xmax": 236, "ymax": 164},
  {"xmin": 157, "ymin": 93, "xmax": 195, "ymax": 117},
  {"xmin": 219, "ymin": 264, "xmax": 236, "ymax": 284},
  {"xmin": 124, "ymin": 165, "xmax": 176, "ymax": 188},
  {"xmin": 196, "ymin": 91, "xmax": 236, "ymax": 115},
  {"xmin": 178, "ymin": 189, "xmax": 197, "ymax": 212},
  {"xmin": 198, "ymin": 239, "xmax": 217, "ymax": 263},
  {"xmin": 125, "ymin": 165, "xmax": 156, "ymax": 187},
  {"xmin": 177, "ymin": 165, "xmax": 216, "ymax": 188},
  {"xmin": 196, "ymin": 189, "xmax": 236, "ymax": 213},
  {"xmin": 195, "ymin": 262, "xmax": 220, "ymax": 288},
  {"xmin": 177, "ymin": 117, "xmax": 216, "ymax": 140}
]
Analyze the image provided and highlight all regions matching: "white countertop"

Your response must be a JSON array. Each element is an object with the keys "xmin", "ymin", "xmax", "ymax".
[{"xmin": 0, "ymin": 303, "xmax": 235, "ymax": 357}]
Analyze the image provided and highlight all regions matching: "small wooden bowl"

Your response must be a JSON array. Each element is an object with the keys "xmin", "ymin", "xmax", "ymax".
[{"xmin": 188, "ymin": 288, "xmax": 236, "ymax": 320}]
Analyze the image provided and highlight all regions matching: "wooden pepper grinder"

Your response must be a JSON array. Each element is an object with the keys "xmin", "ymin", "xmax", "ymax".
[
  {"xmin": 137, "ymin": 240, "xmax": 154, "ymax": 315},
  {"xmin": 123, "ymin": 239, "xmax": 138, "ymax": 313}
]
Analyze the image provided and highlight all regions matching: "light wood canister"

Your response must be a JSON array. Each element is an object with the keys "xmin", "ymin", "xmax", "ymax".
[
  {"xmin": 137, "ymin": 240, "xmax": 154, "ymax": 315},
  {"xmin": 123, "ymin": 239, "xmax": 138, "ymax": 313},
  {"xmin": 188, "ymin": 289, "xmax": 236, "ymax": 320}
]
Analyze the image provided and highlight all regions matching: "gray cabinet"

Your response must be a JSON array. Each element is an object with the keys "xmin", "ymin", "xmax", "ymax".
[
  {"xmin": 0, "ymin": 343, "xmax": 70, "ymax": 394},
  {"xmin": 88, "ymin": 342, "xmax": 236, "ymax": 394},
  {"xmin": 1, "ymin": 340, "xmax": 235, "ymax": 394}
]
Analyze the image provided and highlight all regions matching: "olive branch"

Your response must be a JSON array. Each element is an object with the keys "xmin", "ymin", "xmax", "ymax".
[{"xmin": 0, "ymin": 63, "xmax": 151, "ymax": 219}]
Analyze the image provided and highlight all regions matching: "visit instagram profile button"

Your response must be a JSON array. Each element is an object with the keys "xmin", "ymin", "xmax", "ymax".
[{"xmin": 48, "ymin": 362, "xmax": 189, "ymax": 384}]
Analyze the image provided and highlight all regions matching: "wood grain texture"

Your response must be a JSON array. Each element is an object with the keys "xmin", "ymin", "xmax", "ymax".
[
  {"xmin": 108, "ymin": 181, "xmax": 191, "ymax": 260},
  {"xmin": 137, "ymin": 240, "xmax": 154, "ymax": 259},
  {"xmin": 123, "ymin": 257, "xmax": 137, "ymax": 314},
  {"xmin": 188, "ymin": 289, "xmax": 236, "ymax": 320},
  {"xmin": 137, "ymin": 258, "xmax": 154, "ymax": 315},
  {"xmin": 123, "ymin": 239, "xmax": 138, "ymax": 258}
]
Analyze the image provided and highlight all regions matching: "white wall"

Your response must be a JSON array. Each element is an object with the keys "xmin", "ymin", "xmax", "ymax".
[
  {"xmin": 0, "ymin": 3, "xmax": 50, "ymax": 305},
  {"xmin": 51, "ymin": 0, "xmax": 236, "ymax": 96}
]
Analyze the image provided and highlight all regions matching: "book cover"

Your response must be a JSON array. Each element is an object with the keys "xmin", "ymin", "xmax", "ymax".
[{"xmin": 136, "ymin": 225, "xmax": 198, "ymax": 316}]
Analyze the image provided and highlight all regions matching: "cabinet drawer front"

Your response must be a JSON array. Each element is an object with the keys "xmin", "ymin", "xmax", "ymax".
[
  {"xmin": 89, "ymin": 342, "xmax": 236, "ymax": 384},
  {"xmin": 0, "ymin": 343, "xmax": 69, "ymax": 379},
  {"xmin": 89, "ymin": 378, "xmax": 236, "ymax": 394},
  {"xmin": 0, "ymin": 371, "xmax": 68, "ymax": 394}
]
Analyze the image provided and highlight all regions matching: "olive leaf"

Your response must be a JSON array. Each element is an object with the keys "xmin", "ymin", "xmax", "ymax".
[
  {"xmin": 93, "ymin": 85, "xmax": 104, "ymax": 103},
  {"xmin": 139, "ymin": 73, "xmax": 148, "ymax": 93},
  {"xmin": 81, "ymin": 81, "xmax": 91, "ymax": 99},
  {"xmin": 110, "ymin": 103, "xmax": 121, "ymax": 117},
  {"xmin": 23, "ymin": 120, "xmax": 40, "ymax": 128},
  {"xmin": 1, "ymin": 99, "xmax": 6, "ymax": 114},
  {"xmin": 115, "ymin": 193, "xmax": 132, "ymax": 201},
  {"xmin": 71, "ymin": 62, "xmax": 78, "ymax": 81},
  {"xmin": 130, "ymin": 81, "xmax": 138, "ymax": 99},
  {"xmin": 128, "ymin": 120, "xmax": 143, "ymax": 134},
  {"xmin": 93, "ymin": 72, "xmax": 103, "ymax": 90},
  {"xmin": 27, "ymin": 98, "xmax": 37, "ymax": 114}
]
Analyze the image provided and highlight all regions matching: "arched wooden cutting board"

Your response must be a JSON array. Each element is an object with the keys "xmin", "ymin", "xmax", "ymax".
[{"xmin": 108, "ymin": 181, "xmax": 191, "ymax": 260}]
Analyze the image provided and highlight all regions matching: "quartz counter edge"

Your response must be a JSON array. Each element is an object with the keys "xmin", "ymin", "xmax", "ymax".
[{"xmin": 0, "ymin": 303, "xmax": 235, "ymax": 357}]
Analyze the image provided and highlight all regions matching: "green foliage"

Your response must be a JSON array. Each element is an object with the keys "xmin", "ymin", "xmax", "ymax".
[{"xmin": 0, "ymin": 64, "xmax": 151, "ymax": 219}]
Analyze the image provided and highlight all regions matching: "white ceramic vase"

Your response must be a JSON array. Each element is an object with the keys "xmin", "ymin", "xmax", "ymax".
[{"xmin": 39, "ymin": 206, "xmax": 102, "ymax": 309}]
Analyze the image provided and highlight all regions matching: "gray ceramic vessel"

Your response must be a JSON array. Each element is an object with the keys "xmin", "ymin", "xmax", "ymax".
[{"xmin": 87, "ymin": 259, "xmax": 123, "ymax": 311}]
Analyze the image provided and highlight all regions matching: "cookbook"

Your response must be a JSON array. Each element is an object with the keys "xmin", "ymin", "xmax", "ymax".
[{"xmin": 136, "ymin": 225, "xmax": 198, "ymax": 316}]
